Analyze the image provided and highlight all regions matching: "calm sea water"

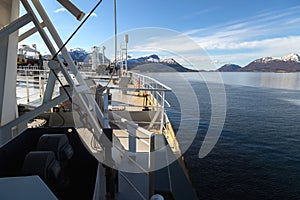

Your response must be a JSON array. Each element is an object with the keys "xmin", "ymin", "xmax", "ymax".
[{"xmin": 149, "ymin": 72, "xmax": 300, "ymax": 200}]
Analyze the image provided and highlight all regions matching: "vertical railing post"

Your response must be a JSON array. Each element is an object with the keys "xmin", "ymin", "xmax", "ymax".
[
  {"xmin": 160, "ymin": 91, "xmax": 165, "ymax": 133},
  {"xmin": 143, "ymin": 76, "xmax": 145, "ymax": 88},
  {"xmin": 26, "ymin": 72, "xmax": 29, "ymax": 103},
  {"xmin": 41, "ymin": 77, "xmax": 45, "ymax": 98},
  {"xmin": 155, "ymin": 82, "xmax": 158, "ymax": 105},
  {"xmin": 39, "ymin": 74, "xmax": 42, "ymax": 99}
]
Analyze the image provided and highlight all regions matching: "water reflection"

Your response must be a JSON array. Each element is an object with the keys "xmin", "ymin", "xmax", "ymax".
[{"xmin": 184, "ymin": 72, "xmax": 300, "ymax": 90}]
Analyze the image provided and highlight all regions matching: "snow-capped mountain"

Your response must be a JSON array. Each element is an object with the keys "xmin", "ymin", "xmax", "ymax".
[
  {"xmin": 253, "ymin": 56, "xmax": 280, "ymax": 63},
  {"xmin": 127, "ymin": 54, "xmax": 159, "ymax": 64},
  {"xmin": 58, "ymin": 49, "xmax": 186, "ymax": 72},
  {"xmin": 253, "ymin": 53, "xmax": 300, "ymax": 64},
  {"xmin": 127, "ymin": 54, "xmax": 180, "ymax": 66},
  {"xmin": 58, "ymin": 48, "xmax": 88, "ymax": 62},
  {"xmin": 242, "ymin": 53, "xmax": 300, "ymax": 72},
  {"xmin": 217, "ymin": 53, "xmax": 300, "ymax": 72},
  {"xmin": 281, "ymin": 53, "xmax": 300, "ymax": 62},
  {"xmin": 68, "ymin": 48, "xmax": 89, "ymax": 62},
  {"xmin": 160, "ymin": 58, "xmax": 178, "ymax": 65},
  {"xmin": 127, "ymin": 54, "xmax": 190, "ymax": 72},
  {"xmin": 58, "ymin": 48, "xmax": 110, "ymax": 64}
]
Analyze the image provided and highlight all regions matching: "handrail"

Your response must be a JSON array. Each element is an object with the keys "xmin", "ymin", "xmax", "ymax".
[
  {"xmin": 127, "ymin": 71, "xmax": 171, "ymax": 132},
  {"xmin": 108, "ymin": 86, "xmax": 171, "ymax": 92},
  {"xmin": 128, "ymin": 71, "xmax": 172, "ymax": 91}
]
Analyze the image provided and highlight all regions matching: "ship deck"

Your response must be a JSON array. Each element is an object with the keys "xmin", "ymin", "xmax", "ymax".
[{"xmin": 14, "ymin": 71, "xmax": 197, "ymax": 199}]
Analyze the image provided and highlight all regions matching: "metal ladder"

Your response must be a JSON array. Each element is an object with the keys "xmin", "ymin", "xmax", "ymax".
[{"xmin": 0, "ymin": 0, "xmax": 108, "ymax": 142}]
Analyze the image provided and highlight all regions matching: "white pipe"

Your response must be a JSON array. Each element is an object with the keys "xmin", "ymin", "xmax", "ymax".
[{"xmin": 56, "ymin": 0, "xmax": 85, "ymax": 21}]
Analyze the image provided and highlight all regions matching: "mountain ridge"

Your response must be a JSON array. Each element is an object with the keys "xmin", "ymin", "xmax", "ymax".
[
  {"xmin": 218, "ymin": 53, "xmax": 300, "ymax": 72},
  {"xmin": 217, "ymin": 64, "xmax": 242, "ymax": 72},
  {"xmin": 126, "ymin": 54, "xmax": 192, "ymax": 72},
  {"xmin": 59, "ymin": 48, "xmax": 300, "ymax": 73},
  {"xmin": 62, "ymin": 49, "xmax": 191, "ymax": 72}
]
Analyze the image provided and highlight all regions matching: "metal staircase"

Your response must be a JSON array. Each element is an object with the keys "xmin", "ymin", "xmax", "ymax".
[{"xmin": 0, "ymin": 0, "xmax": 106, "ymax": 147}]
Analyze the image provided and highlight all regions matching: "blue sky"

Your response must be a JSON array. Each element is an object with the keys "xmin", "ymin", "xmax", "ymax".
[{"xmin": 20, "ymin": 0, "xmax": 300, "ymax": 69}]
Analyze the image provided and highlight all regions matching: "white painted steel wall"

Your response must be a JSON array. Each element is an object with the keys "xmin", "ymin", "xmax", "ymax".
[{"xmin": 0, "ymin": 0, "xmax": 19, "ymax": 144}]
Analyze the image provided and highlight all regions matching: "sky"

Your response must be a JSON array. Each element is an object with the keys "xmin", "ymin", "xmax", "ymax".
[{"xmin": 19, "ymin": 0, "xmax": 300, "ymax": 70}]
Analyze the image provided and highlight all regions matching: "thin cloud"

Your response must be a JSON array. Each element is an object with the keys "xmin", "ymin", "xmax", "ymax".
[
  {"xmin": 130, "ymin": 34, "xmax": 213, "ymax": 69},
  {"xmin": 91, "ymin": 13, "xmax": 97, "ymax": 17},
  {"xmin": 54, "ymin": 8, "xmax": 67, "ymax": 13},
  {"xmin": 182, "ymin": 7, "xmax": 218, "ymax": 20},
  {"xmin": 286, "ymin": 17, "xmax": 300, "ymax": 25},
  {"xmin": 209, "ymin": 36, "xmax": 300, "ymax": 66},
  {"xmin": 182, "ymin": 5, "xmax": 300, "ymax": 57},
  {"xmin": 129, "ymin": 32, "xmax": 300, "ymax": 69},
  {"xmin": 184, "ymin": 5, "xmax": 300, "ymax": 39},
  {"xmin": 103, "ymin": 5, "xmax": 300, "ymax": 69}
]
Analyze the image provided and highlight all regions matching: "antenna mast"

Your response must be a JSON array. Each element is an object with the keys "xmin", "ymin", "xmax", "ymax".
[{"xmin": 114, "ymin": 0, "xmax": 117, "ymax": 70}]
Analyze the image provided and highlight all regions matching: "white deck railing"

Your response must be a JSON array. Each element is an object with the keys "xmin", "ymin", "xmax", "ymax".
[
  {"xmin": 17, "ymin": 68, "xmax": 60, "ymax": 105},
  {"xmin": 129, "ymin": 71, "xmax": 171, "ymax": 108}
]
